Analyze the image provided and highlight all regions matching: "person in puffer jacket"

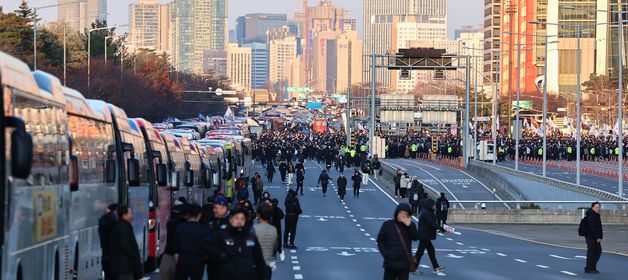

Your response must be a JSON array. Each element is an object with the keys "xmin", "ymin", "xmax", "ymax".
[{"xmin": 376, "ymin": 203, "xmax": 418, "ymax": 280}]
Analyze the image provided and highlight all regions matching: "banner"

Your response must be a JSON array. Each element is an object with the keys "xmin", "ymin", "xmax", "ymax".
[{"xmin": 34, "ymin": 190, "xmax": 58, "ymax": 241}]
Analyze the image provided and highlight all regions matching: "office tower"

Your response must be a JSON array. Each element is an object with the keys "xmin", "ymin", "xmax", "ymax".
[
  {"xmin": 269, "ymin": 36, "xmax": 297, "ymax": 87},
  {"xmin": 170, "ymin": 0, "xmax": 228, "ymax": 74},
  {"xmin": 363, "ymin": 0, "xmax": 447, "ymax": 86},
  {"xmin": 242, "ymin": 43, "xmax": 269, "ymax": 90},
  {"xmin": 326, "ymin": 31, "xmax": 363, "ymax": 94},
  {"xmin": 236, "ymin": 13, "xmax": 288, "ymax": 44},
  {"xmin": 204, "ymin": 50, "xmax": 227, "ymax": 78},
  {"xmin": 483, "ymin": 0, "xmax": 501, "ymax": 84},
  {"xmin": 58, "ymin": 0, "xmax": 107, "ymax": 31},
  {"xmin": 129, "ymin": 0, "xmax": 170, "ymax": 52},
  {"xmin": 227, "ymin": 43, "xmax": 252, "ymax": 92}
]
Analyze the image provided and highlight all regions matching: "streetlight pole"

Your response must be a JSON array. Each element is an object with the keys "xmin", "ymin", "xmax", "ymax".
[
  {"xmin": 63, "ymin": 24, "xmax": 67, "ymax": 85},
  {"xmin": 474, "ymin": 45, "xmax": 479, "ymax": 160},
  {"xmin": 88, "ymin": 24, "xmax": 127, "ymax": 93},
  {"xmin": 33, "ymin": 1, "xmax": 85, "ymax": 70},
  {"xmin": 464, "ymin": 54, "xmax": 471, "ymax": 167},
  {"xmin": 370, "ymin": 54, "xmax": 376, "ymax": 156},
  {"xmin": 618, "ymin": 13, "xmax": 624, "ymax": 196},
  {"xmin": 575, "ymin": 24, "xmax": 582, "ymax": 185},
  {"xmin": 493, "ymin": 50, "xmax": 501, "ymax": 165},
  {"xmin": 515, "ymin": 43, "xmax": 521, "ymax": 171}
]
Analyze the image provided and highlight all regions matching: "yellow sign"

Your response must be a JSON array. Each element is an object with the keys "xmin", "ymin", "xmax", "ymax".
[{"xmin": 34, "ymin": 190, "xmax": 57, "ymax": 241}]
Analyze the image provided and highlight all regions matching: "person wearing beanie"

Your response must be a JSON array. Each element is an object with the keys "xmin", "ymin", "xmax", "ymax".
[{"xmin": 376, "ymin": 203, "xmax": 418, "ymax": 280}]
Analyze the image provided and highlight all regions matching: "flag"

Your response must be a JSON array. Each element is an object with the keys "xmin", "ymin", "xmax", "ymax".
[
  {"xmin": 547, "ymin": 118, "xmax": 558, "ymax": 129},
  {"xmin": 530, "ymin": 117, "xmax": 540, "ymax": 129},
  {"xmin": 197, "ymin": 113, "xmax": 205, "ymax": 122},
  {"xmin": 224, "ymin": 107, "xmax": 234, "ymax": 119},
  {"xmin": 614, "ymin": 120, "xmax": 619, "ymax": 135},
  {"xmin": 523, "ymin": 119, "xmax": 530, "ymax": 129},
  {"xmin": 589, "ymin": 126, "xmax": 600, "ymax": 137}
]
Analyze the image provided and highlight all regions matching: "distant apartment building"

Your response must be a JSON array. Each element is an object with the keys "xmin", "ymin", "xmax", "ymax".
[
  {"xmin": 326, "ymin": 31, "xmax": 363, "ymax": 94},
  {"xmin": 483, "ymin": 0, "xmax": 501, "ymax": 84},
  {"xmin": 268, "ymin": 36, "xmax": 297, "ymax": 87},
  {"xmin": 129, "ymin": 0, "xmax": 169, "ymax": 53},
  {"xmin": 58, "ymin": 0, "xmax": 107, "ymax": 31},
  {"xmin": 203, "ymin": 50, "xmax": 227, "ymax": 78},
  {"xmin": 242, "ymin": 42, "xmax": 269, "ymax": 90}
]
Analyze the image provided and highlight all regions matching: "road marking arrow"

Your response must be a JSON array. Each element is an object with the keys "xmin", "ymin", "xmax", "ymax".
[{"xmin": 337, "ymin": 251, "xmax": 355, "ymax": 257}]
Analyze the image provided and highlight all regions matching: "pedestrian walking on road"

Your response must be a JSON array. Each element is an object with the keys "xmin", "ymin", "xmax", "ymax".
[
  {"xmin": 284, "ymin": 190, "xmax": 303, "ymax": 249},
  {"xmin": 296, "ymin": 168, "xmax": 305, "ymax": 196},
  {"xmin": 337, "ymin": 172, "xmax": 348, "ymax": 200},
  {"xmin": 408, "ymin": 177, "xmax": 424, "ymax": 215},
  {"xmin": 253, "ymin": 174, "xmax": 265, "ymax": 206},
  {"xmin": 318, "ymin": 170, "xmax": 331, "ymax": 197},
  {"xmin": 204, "ymin": 208, "xmax": 267, "ymax": 280},
  {"xmin": 254, "ymin": 203, "xmax": 279, "ymax": 279},
  {"xmin": 376, "ymin": 203, "xmax": 419, "ymax": 280},
  {"xmin": 584, "ymin": 202, "xmax": 603, "ymax": 274},
  {"xmin": 287, "ymin": 163, "xmax": 295, "ymax": 185},
  {"xmin": 372, "ymin": 156, "xmax": 381, "ymax": 180},
  {"xmin": 108, "ymin": 206, "xmax": 143, "ymax": 280},
  {"xmin": 175, "ymin": 204, "xmax": 209, "ymax": 280},
  {"xmin": 393, "ymin": 170, "xmax": 402, "ymax": 198},
  {"xmin": 270, "ymin": 198, "xmax": 285, "ymax": 260},
  {"xmin": 352, "ymin": 170, "xmax": 362, "ymax": 198},
  {"xmin": 399, "ymin": 173, "xmax": 410, "ymax": 199},
  {"xmin": 361, "ymin": 158, "xmax": 371, "ymax": 186},
  {"xmin": 206, "ymin": 196, "xmax": 230, "ymax": 280},
  {"xmin": 99, "ymin": 203, "xmax": 119, "ymax": 280},
  {"xmin": 279, "ymin": 161, "xmax": 288, "ymax": 183},
  {"xmin": 414, "ymin": 199, "xmax": 444, "ymax": 275},
  {"xmin": 435, "ymin": 193, "xmax": 450, "ymax": 232},
  {"xmin": 266, "ymin": 161, "xmax": 276, "ymax": 183}
]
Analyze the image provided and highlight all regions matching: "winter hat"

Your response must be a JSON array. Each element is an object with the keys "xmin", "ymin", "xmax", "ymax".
[{"xmin": 213, "ymin": 195, "xmax": 229, "ymax": 207}]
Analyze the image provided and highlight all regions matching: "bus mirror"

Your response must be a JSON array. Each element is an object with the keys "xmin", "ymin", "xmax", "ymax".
[
  {"xmin": 169, "ymin": 171, "xmax": 180, "ymax": 191},
  {"xmin": 105, "ymin": 159, "xmax": 116, "ymax": 182},
  {"xmin": 156, "ymin": 163, "xmax": 167, "ymax": 186},
  {"xmin": 6, "ymin": 117, "xmax": 33, "ymax": 179},
  {"xmin": 212, "ymin": 170, "xmax": 220, "ymax": 186},
  {"xmin": 69, "ymin": 155, "xmax": 79, "ymax": 191},
  {"xmin": 127, "ymin": 158, "xmax": 140, "ymax": 186},
  {"xmin": 185, "ymin": 170, "xmax": 194, "ymax": 187}
]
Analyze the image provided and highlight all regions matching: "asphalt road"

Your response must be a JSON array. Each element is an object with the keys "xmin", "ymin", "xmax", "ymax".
[
  {"xmin": 496, "ymin": 159, "xmax": 626, "ymax": 198},
  {"xmin": 382, "ymin": 158, "xmax": 510, "ymax": 209},
  {"xmin": 146, "ymin": 159, "xmax": 628, "ymax": 279}
]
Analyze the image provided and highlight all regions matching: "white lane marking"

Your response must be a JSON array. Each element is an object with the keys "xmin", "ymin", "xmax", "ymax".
[
  {"xmin": 453, "ymin": 231, "xmax": 462, "ymax": 236},
  {"xmin": 496, "ymin": 253, "xmax": 507, "ymax": 257},
  {"xmin": 352, "ymin": 219, "xmax": 357, "ymax": 222},
  {"xmin": 356, "ymin": 224, "xmax": 361, "ymax": 227},
  {"xmin": 399, "ymin": 159, "xmax": 442, "ymax": 171},
  {"xmin": 536, "ymin": 265, "xmax": 549, "ymax": 269},
  {"xmin": 294, "ymin": 274, "xmax": 303, "ymax": 279},
  {"xmin": 456, "ymin": 242, "xmax": 465, "ymax": 246},
  {"xmin": 291, "ymin": 256, "xmax": 298, "ymax": 260},
  {"xmin": 575, "ymin": 255, "xmax": 586, "ymax": 259},
  {"xmin": 349, "ymin": 214, "xmax": 354, "ymax": 218},
  {"xmin": 514, "ymin": 259, "xmax": 528, "ymax": 263},
  {"xmin": 435, "ymin": 272, "xmax": 447, "ymax": 276},
  {"xmin": 370, "ymin": 238, "xmax": 376, "ymax": 241},
  {"xmin": 458, "ymin": 169, "xmax": 511, "ymax": 209},
  {"xmin": 437, "ymin": 233, "xmax": 444, "ymax": 236},
  {"xmin": 360, "ymin": 228, "xmax": 365, "ymax": 232},
  {"xmin": 291, "ymin": 250, "xmax": 297, "ymax": 253},
  {"xmin": 446, "ymin": 238, "xmax": 454, "ymax": 241},
  {"xmin": 292, "ymin": 260, "xmax": 299, "ymax": 264},
  {"xmin": 344, "ymin": 206, "xmax": 348, "ymax": 209},
  {"xmin": 293, "ymin": 266, "xmax": 301, "ymax": 271},
  {"xmin": 347, "ymin": 210, "xmax": 351, "ymax": 213},
  {"xmin": 420, "ymin": 264, "xmax": 430, "ymax": 269},
  {"xmin": 447, "ymin": 254, "xmax": 464, "ymax": 259},
  {"xmin": 416, "ymin": 167, "xmax": 464, "ymax": 209},
  {"xmin": 560, "ymin": 271, "xmax": 577, "ymax": 276},
  {"xmin": 141, "ymin": 278, "xmax": 150, "ymax": 280},
  {"xmin": 365, "ymin": 233, "xmax": 371, "ymax": 236},
  {"xmin": 550, "ymin": 254, "xmax": 571, "ymax": 260}
]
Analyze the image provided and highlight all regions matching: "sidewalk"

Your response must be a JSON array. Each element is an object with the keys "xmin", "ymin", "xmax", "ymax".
[{"xmin": 459, "ymin": 224, "xmax": 628, "ymax": 256}]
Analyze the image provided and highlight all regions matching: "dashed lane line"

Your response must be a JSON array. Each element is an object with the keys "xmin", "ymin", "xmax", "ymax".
[
  {"xmin": 514, "ymin": 259, "xmax": 528, "ymax": 263},
  {"xmin": 560, "ymin": 271, "xmax": 577, "ymax": 276},
  {"xmin": 536, "ymin": 265, "xmax": 550, "ymax": 269},
  {"xmin": 496, "ymin": 253, "xmax": 507, "ymax": 257}
]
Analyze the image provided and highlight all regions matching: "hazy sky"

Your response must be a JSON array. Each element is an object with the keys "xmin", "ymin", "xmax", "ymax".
[{"xmin": 3, "ymin": 0, "xmax": 483, "ymax": 39}]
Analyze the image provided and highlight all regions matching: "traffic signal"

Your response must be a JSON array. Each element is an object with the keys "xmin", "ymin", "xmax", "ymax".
[{"xmin": 350, "ymin": 132, "xmax": 356, "ymax": 147}]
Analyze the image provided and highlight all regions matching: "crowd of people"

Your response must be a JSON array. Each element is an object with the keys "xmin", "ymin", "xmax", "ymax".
[{"xmin": 98, "ymin": 184, "xmax": 302, "ymax": 280}]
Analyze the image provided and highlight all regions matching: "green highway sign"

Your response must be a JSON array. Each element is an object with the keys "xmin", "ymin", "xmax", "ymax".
[
  {"xmin": 287, "ymin": 87, "xmax": 312, "ymax": 93},
  {"xmin": 512, "ymin": 101, "xmax": 533, "ymax": 109}
]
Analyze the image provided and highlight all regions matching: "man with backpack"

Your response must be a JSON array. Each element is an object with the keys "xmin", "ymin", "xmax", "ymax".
[
  {"xmin": 579, "ymin": 202, "xmax": 603, "ymax": 274},
  {"xmin": 318, "ymin": 170, "xmax": 331, "ymax": 197}
]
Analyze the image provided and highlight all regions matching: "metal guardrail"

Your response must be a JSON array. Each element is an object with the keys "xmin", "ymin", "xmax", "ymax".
[{"xmin": 470, "ymin": 160, "xmax": 628, "ymax": 202}]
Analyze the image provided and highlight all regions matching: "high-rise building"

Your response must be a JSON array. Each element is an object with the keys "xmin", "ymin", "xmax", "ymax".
[
  {"xmin": 237, "ymin": 13, "xmax": 288, "ymax": 44},
  {"xmin": 129, "ymin": 0, "xmax": 170, "ymax": 53},
  {"xmin": 326, "ymin": 31, "xmax": 363, "ymax": 94},
  {"xmin": 363, "ymin": 0, "xmax": 447, "ymax": 86},
  {"xmin": 227, "ymin": 43, "xmax": 252, "ymax": 92},
  {"xmin": 242, "ymin": 43, "xmax": 269, "ymax": 90},
  {"xmin": 389, "ymin": 17, "xmax": 447, "ymax": 93},
  {"xmin": 269, "ymin": 36, "xmax": 297, "ymax": 87},
  {"xmin": 483, "ymin": 0, "xmax": 501, "ymax": 84},
  {"xmin": 58, "ymin": 0, "xmax": 107, "ymax": 32},
  {"xmin": 170, "ymin": 0, "xmax": 228, "ymax": 74}
]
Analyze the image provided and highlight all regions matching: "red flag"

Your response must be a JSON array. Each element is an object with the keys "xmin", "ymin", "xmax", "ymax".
[{"xmin": 530, "ymin": 117, "xmax": 539, "ymax": 129}]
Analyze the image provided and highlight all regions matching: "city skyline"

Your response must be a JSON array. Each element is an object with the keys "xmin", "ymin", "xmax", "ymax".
[{"xmin": 3, "ymin": 0, "xmax": 483, "ymax": 39}]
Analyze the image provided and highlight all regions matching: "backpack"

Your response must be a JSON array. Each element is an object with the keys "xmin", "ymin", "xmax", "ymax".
[{"xmin": 578, "ymin": 216, "xmax": 588, "ymax": 237}]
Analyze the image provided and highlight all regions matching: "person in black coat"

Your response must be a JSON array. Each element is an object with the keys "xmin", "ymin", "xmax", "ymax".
[
  {"xmin": 98, "ymin": 203, "xmax": 119, "ymax": 280},
  {"xmin": 175, "ymin": 204, "xmax": 209, "ymax": 280},
  {"xmin": 318, "ymin": 170, "xmax": 331, "ymax": 197},
  {"xmin": 266, "ymin": 161, "xmax": 276, "ymax": 183},
  {"xmin": 284, "ymin": 190, "xmax": 303, "ymax": 249},
  {"xmin": 376, "ymin": 203, "xmax": 419, "ymax": 280},
  {"xmin": 279, "ymin": 161, "xmax": 288, "ymax": 182},
  {"xmin": 352, "ymin": 170, "xmax": 362, "ymax": 198},
  {"xmin": 270, "ymin": 198, "xmax": 285, "ymax": 258},
  {"xmin": 415, "ymin": 199, "xmax": 443, "ymax": 274},
  {"xmin": 435, "ymin": 193, "xmax": 450, "ymax": 232},
  {"xmin": 408, "ymin": 177, "xmax": 423, "ymax": 215},
  {"xmin": 204, "ymin": 208, "xmax": 267, "ymax": 280},
  {"xmin": 338, "ymin": 156, "xmax": 346, "ymax": 173},
  {"xmin": 161, "ymin": 203, "xmax": 189, "ymax": 280},
  {"xmin": 296, "ymin": 168, "xmax": 305, "ymax": 195},
  {"xmin": 108, "ymin": 206, "xmax": 143, "ymax": 280},
  {"xmin": 337, "ymin": 172, "xmax": 348, "ymax": 200},
  {"xmin": 584, "ymin": 202, "xmax": 603, "ymax": 273}
]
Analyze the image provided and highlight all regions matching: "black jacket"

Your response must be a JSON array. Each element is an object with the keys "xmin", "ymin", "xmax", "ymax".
[
  {"xmin": 205, "ymin": 226, "xmax": 267, "ymax": 280},
  {"xmin": 296, "ymin": 170, "xmax": 305, "ymax": 182},
  {"xmin": 165, "ymin": 216, "xmax": 187, "ymax": 255},
  {"xmin": 377, "ymin": 204, "xmax": 419, "ymax": 269},
  {"xmin": 285, "ymin": 193, "xmax": 302, "ymax": 215},
  {"xmin": 318, "ymin": 172, "xmax": 330, "ymax": 185},
  {"xmin": 108, "ymin": 220, "xmax": 142, "ymax": 276},
  {"xmin": 373, "ymin": 160, "xmax": 381, "ymax": 170},
  {"xmin": 175, "ymin": 221, "xmax": 210, "ymax": 263},
  {"xmin": 585, "ymin": 209, "xmax": 603, "ymax": 240},
  {"xmin": 435, "ymin": 197, "xmax": 450, "ymax": 219},
  {"xmin": 98, "ymin": 212, "xmax": 117, "ymax": 257},
  {"xmin": 352, "ymin": 173, "xmax": 362, "ymax": 187},
  {"xmin": 417, "ymin": 199, "xmax": 439, "ymax": 240},
  {"xmin": 337, "ymin": 176, "xmax": 347, "ymax": 195},
  {"xmin": 393, "ymin": 173, "xmax": 402, "ymax": 187}
]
